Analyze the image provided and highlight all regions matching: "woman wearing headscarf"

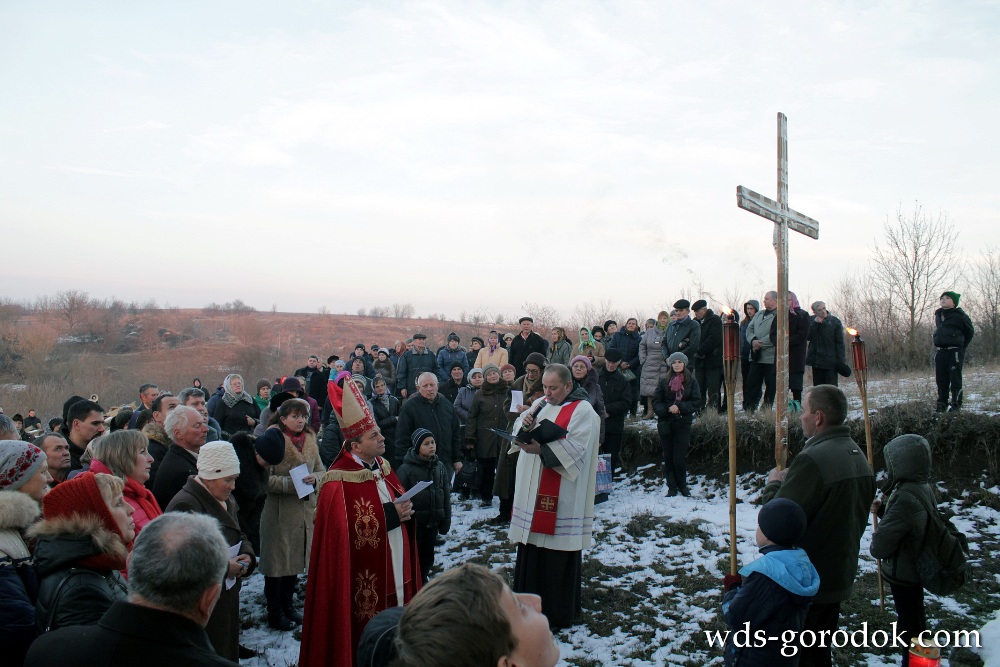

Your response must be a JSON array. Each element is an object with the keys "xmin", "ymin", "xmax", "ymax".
[
  {"xmin": 576, "ymin": 327, "xmax": 606, "ymax": 370},
  {"xmin": 638, "ymin": 311, "xmax": 671, "ymax": 417},
  {"xmin": 89, "ymin": 430, "xmax": 162, "ymax": 538},
  {"xmin": 474, "ymin": 330, "xmax": 508, "ymax": 369},
  {"xmin": 0, "ymin": 441, "xmax": 49, "ymax": 666},
  {"xmin": 373, "ymin": 348, "xmax": 397, "ymax": 390},
  {"xmin": 166, "ymin": 441, "xmax": 256, "ymax": 660},
  {"xmin": 453, "ymin": 367, "xmax": 484, "ymax": 430},
  {"xmin": 30, "ymin": 472, "xmax": 132, "ymax": 632},
  {"xmin": 547, "ymin": 327, "xmax": 572, "ymax": 367},
  {"xmin": 257, "ymin": 397, "xmax": 324, "ymax": 631},
  {"xmin": 212, "ymin": 374, "xmax": 262, "ymax": 436}
]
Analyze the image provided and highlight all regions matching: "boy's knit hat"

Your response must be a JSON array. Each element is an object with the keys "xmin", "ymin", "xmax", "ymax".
[
  {"xmin": 758, "ymin": 498, "xmax": 807, "ymax": 547},
  {"xmin": 941, "ymin": 291, "xmax": 960, "ymax": 306},
  {"xmin": 411, "ymin": 428, "xmax": 434, "ymax": 450}
]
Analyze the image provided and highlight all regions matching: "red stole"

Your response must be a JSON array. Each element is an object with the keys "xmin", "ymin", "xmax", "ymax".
[
  {"xmin": 529, "ymin": 400, "xmax": 581, "ymax": 535},
  {"xmin": 298, "ymin": 450, "xmax": 421, "ymax": 667}
]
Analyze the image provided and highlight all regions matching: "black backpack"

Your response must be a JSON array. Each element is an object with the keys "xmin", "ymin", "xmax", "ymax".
[{"xmin": 907, "ymin": 490, "xmax": 969, "ymax": 595}]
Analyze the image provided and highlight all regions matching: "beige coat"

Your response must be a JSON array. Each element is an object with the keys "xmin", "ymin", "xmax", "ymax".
[
  {"xmin": 258, "ymin": 430, "xmax": 325, "ymax": 576},
  {"xmin": 475, "ymin": 346, "xmax": 508, "ymax": 368}
]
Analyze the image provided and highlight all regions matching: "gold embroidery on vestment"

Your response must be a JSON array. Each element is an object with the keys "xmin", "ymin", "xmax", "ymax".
[
  {"xmin": 353, "ymin": 498, "xmax": 381, "ymax": 549},
  {"xmin": 354, "ymin": 570, "xmax": 379, "ymax": 620}
]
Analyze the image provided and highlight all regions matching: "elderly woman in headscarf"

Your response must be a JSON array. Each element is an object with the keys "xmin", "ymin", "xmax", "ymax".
[
  {"xmin": 166, "ymin": 440, "xmax": 256, "ymax": 660},
  {"xmin": 0, "ymin": 441, "xmax": 49, "ymax": 665},
  {"xmin": 29, "ymin": 472, "xmax": 132, "ymax": 632},
  {"xmin": 575, "ymin": 327, "xmax": 606, "ymax": 370},
  {"xmin": 638, "ymin": 310, "xmax": 671, "ymax": 417},
  {"xmin": 89, "ymin": 430, "xmax": 162, "ymax": 538},
  {"xmin": 475, "ymin": 330, "xmax": 508, "ymax": 368},
  {"xmin": 212, "ymin": 373, "xmax": 261, "ymax": 436}
]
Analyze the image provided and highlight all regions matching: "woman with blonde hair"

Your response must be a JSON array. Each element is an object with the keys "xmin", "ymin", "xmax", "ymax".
[
  {"xmin": 547, "ymin": 327, "xmax": 572, "ymax": 367},
  {"xmin": 29, "ymin": 472, "xmax": 133, "ymax": 631},
  {"xmin": 89, "ymin": 431, "xmax": 161, "ymax": 537}
]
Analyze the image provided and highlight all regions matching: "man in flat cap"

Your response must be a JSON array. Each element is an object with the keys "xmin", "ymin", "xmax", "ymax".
[
  {"xmin": 662, "ymin": 299, "xmax": 700, "ymax": 369},
  {"xmin": 508, "ymin": 317, "xmax": 548, "ymax": 377},
  {"xmin": 396, "ymin": 333, "xmax": 438, "ymax": 400}
]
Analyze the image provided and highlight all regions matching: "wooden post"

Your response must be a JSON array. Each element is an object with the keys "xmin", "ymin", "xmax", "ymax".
[{"xmin": 737, "ymin": 112, "xmax": 820, "ymax": 470}]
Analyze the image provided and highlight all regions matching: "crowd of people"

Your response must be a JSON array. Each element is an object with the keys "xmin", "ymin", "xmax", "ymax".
[{"xmin": 0, "ymin": 290, "xmax": 974, "ymax": 666}]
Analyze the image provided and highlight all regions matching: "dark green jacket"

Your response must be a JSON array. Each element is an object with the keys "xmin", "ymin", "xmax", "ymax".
[
  {"xmin": 869, "ymin": 435, "xmax": 934, "ymax": 585},
  {"xmin": 761, "ymin": 425, "xmax": 875, "ymax": 604}
]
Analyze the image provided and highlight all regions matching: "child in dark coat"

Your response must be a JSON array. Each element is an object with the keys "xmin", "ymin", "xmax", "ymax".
[
  {"xmin": 397, "ymin": 428, "xmax": 451, "ymax": 584},
  {"xmin": 722, "ymin": 498, "xmax": 820, "ymax": 667}
]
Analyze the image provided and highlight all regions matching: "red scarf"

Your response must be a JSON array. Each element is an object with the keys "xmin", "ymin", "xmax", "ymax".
[{"xmin": 529, "ymin": 400, "xmax": 581, "ymax": 535}]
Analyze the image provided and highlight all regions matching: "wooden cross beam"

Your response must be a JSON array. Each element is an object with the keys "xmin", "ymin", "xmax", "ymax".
[{"xmin": 736, "ymin": 112, "xmax": 820, "ymax": 469}]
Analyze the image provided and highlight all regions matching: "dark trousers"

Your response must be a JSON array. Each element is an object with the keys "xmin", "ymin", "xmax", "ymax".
[
  {"xmin": 415, "ymin": 525, "xmax": 438, "ymax": 584},
  {"xmin": 696, "ymin": 364, "xmax": 722, "ymax": 412},
  {"xmin": 798, "ymin": 601, "xmax": 841, "ymax": 667},
  {"xmin": 790, "ymin": 371, "xmax": 804, "ymax": 402},
  {"xmin": 603, "ymin": 430, "xmax": 623, "ymax": 475},
  {"xmin": 744, "ymin": 361, "xmax": 775, "ymax": 411},
  {"xmin": 890, "ymin": 582, "xmax": 926, "ymax": 667},
  {"xmin": 477, "ymin": 456, "xmax": 498, "ymax": 502},
  {"xmin": 935, "ymin": 347, "xmax": 965, "ymax": 407},
  {"xmin": 657, "ymin": 417, "xmax": 692, "ymax": 493},
  {"xmin": 513, "ymin": 544, "xmax": 582, "ymax": 630},
  {"xmin": 811, "ymin": 367, "xmax": 839, "ymax": 387},
  {"xmin": 627, "ymin": 377, "xmax": 640, "ymax": 416}
]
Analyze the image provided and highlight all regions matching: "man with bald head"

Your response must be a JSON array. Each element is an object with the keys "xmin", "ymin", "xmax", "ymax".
[{"xmin": 393, "ymin": 372, "xmax": 463, "ymax": 472}]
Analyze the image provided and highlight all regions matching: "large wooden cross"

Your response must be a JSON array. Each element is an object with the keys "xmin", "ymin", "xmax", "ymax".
[{"xmin": 736, "ymin": 112, "xmax": 820, "ymax": 469}]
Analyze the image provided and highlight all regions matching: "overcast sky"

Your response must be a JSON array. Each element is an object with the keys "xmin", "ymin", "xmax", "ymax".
[{"xmin": 2, "ymin": 1, "xmax": 997, "ymax": 320}]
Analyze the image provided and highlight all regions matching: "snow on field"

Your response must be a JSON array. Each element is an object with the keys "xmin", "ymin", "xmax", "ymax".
[{"xmin": 238, "ymin": 466, "xmax": 1000, "ymax": 666}]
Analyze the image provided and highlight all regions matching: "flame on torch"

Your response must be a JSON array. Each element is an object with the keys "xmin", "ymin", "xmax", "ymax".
[{"xmin": 846, "ymin": 327, "xmax": 858, "ymax": 337}]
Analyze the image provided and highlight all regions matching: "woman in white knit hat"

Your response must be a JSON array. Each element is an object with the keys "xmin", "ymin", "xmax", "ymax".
[{"xmin": 165, "ymin": 440, "xmax": 256, "ymax": 661}]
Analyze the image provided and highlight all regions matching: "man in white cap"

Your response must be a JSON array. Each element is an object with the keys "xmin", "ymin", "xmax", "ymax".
[{"xmin": 299, "ymin": 372, "xmax": 421, "ymax": 667}]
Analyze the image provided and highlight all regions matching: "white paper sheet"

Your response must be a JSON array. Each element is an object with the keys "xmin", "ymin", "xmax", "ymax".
[
  {"xmin": 393, "ymin": 480, "xmax": 432, "ymax": 503},
  {"xmin": 289, "ymin": 463, "xmax": 315, "ymax": 499},
  {"xmin": 509, "ymin": 390, "xmax": 524, "ymax": 412},
  {"xmin": 225, "ymin": 541, "xmax": 242, "ymax": 590}
]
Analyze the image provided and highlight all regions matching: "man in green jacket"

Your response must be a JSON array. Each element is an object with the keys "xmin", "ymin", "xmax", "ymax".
[{"xmin": 761, "ymin": 385, "xmax": 875, "ymax": 667}]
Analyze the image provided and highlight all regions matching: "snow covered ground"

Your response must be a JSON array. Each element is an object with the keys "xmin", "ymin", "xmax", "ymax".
[{"xmin": 237, "ymin": 465, "xmax": 1000, "ymax": 666}]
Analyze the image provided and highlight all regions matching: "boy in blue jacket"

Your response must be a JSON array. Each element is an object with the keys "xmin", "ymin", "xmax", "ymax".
[{"xmin": 721, "ymin": 498, "xmax": 820, "ymax": 666}]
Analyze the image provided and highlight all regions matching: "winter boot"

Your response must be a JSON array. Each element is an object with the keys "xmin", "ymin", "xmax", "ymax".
[
  {"xmin": 949, "ymin": 389, "xmax": 964, "ymax": 413},
  {"xmin": 935, "ymin": 401, "xmax": 948, "ymax": 413},
  {"xmin": 281, "ymin": 576, "xmax": 302, "ymax": 624},
  {"xmin": 265, "ymin": 577, "xmax": 294, "ymax": 631}
]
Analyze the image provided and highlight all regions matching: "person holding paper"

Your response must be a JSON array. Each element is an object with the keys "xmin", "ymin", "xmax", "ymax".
[
  {"xmin": 299, "ymin": 372, "xmax": 421, "ymax": 667},
  {"xmin": 496, "ymin": 353, "xmax": 547, "ymax": 524},
  {"xmin": 509, "ymin": 362, "xmax": 600, "ymax": 631},
  {"xmin": 165, "ymin": 440, "xmax": 255, "ymax": 660},
  {"xmin": 257, "ymin": 397, "xmax": 324, "ymax": 631}
]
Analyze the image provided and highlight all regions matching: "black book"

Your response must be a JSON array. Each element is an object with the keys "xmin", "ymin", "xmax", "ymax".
[{"xmin": 488, "ymin": 418, "xmax": 568, "ymax": 446}]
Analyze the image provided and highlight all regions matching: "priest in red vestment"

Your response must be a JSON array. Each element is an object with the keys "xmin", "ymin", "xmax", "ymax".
[{"xmin": 298, "ymin": 371, "xmax": 422, "ymax": 667}]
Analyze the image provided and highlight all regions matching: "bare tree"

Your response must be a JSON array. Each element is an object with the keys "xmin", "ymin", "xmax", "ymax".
[
  {"xmin": 968, "ymin": 246, "xmax": 1000, "ymax": 361},
  {"xmin": 392, "ymin": 303, "xmax": 415, "ymax": 320},
  {"xmin": 868, "ymin": 202, "xmax": 959, "ymax": 365},
  {"xmin": 521, "ymin": 302, "xmax": 561, "ymax": 330},
  {"xmin": 55, "ymin": 290, "xmax": 90, "ymax": 329}
]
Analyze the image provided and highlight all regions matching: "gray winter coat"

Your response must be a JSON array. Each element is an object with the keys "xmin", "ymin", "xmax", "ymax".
[
  {"xmin": 746, "ymin": 308, "xmax": 777, "ymax": 365},
  {"xmin": 639, "ymin": 327, "xmax": 669, "ymax": 398}
]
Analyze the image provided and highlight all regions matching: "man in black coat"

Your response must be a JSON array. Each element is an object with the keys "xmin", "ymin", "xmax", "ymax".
[
  {"xmin": 25, "ymin": 513, "xmax": 239, "ymax": 667},
  {"xmin": 507, "ymin": 317, "xmax": 548, "ymax": 377},
  {"xmin": 393, "ymin": 372, "xmax": 463, "ymax": 473},
  {"xmin": 396, "ymin": 333, "xmax": 438, "ymax": 399},
  {"xmin": 933, "ymin": 290, "xmax": 975, "ymax": 412},
  {"xmin": 605, "ymin": 317, "xmax": 643, "ymax": 417},
  {"xmin": 598, "ymin": 350, "xmax": 631, "ymax": 476},
  {"xmin": 151, "ymin": 406, "xmax": 209, "ymax": 509},
  {"xmin": 692, "ymin": 300, "xmax": 723, "ymax": 412},
  {"xmin": 805, "ymin": 301, "xmax": 847, "ymax": 387},
  {"xmin": 662, "ymin": 299, "xmax": 701, "ymax": 370}
]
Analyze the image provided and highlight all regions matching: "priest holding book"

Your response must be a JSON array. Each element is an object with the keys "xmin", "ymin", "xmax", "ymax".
[{"xmin": 508, "ymin": 362, "xmax": 601, "ymax": 630}]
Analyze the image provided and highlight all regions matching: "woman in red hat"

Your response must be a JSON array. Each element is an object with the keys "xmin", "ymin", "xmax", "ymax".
[{"xmin": 28, "ymin": 472, "xmax": 134, "ymax": 631}]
